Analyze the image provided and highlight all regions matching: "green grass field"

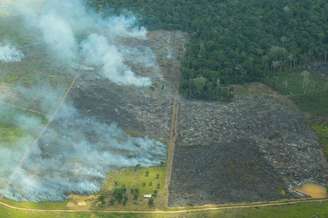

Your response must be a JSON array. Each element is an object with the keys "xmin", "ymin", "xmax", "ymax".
[
  {"xmin": 0, "ymin": 207, "xmax": 135, "ymax": 218},
  {"xmin": 312, "ymin": 123, "xmax": 328, "ymax": 158},
  {"xmin": 98, "ymin": 166, "xmax": 167, "ymax": 209},
  {"xmin": 0, "ymin": 199, "xmax": 67, "ymax": 210},
  {"xmin": 0, "ymin": 123, "xmax": 24, "ymax": 144},
  {"xmin": 265, "ymin": 70, "xmax": 328, "ymax": 116},
  {"xmin": 2, "ymin": 201, "xmax": 328, "ymax": 218},
  {"xmin": 103, "ymin": 167, "xmax": 166, "ymax": 194},
  {"xmin": 0, "ymin": 104, "xmax": 47, "ymax": 145}
]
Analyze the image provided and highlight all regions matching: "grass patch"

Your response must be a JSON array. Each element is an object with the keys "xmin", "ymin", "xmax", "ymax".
[
  {"xmin": 312, "ymin": 123, "xmax": 328, "ymax": 158},
  {"xmin": 2, "ymin": 201, "xmax": 328, "ymax": 218},
  {"xmin": 292, "ymin": 92, "xmax": 328, "ymax": 116},
  {"xmin": 124, "ymin": 129, "xmax": 145, "ymax": 138},
  {"xmin": 0, "ymin": 17, "xmax": 34, "ymax": 46},
  {"xmin": 0, "ymin": 198, "xmax": 68, "ymax": 210},
  {"xmin": 0, "ymin": 123, "xmax": 24, "ymax": 144},
  {"xmin": 0, "ymin": 104, "xmax": 48, "ymax": 126},
  {"xmin": 228, "ymin": 201, "xmax": 328, "ymax": 218},
  {"xmin": 0, "ymin": 73, "xmax": 21, "ymax": 84},
  {"xmin": 265, "ymin": 70, "xmax": 328, "ymax": 116},
  {"xmin": 97, "ymin": 166, "xmax": 166, "ymax": 209},
  {"xmin": 0, "ymin": 205, "xmax": 138, "ymax": 218},
  {"xmin": 0, "ymin": 105, "xmax": 48, "ymax": 149}
]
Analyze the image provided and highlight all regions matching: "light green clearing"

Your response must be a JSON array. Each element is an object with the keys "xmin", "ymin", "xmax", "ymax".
[
  {"xmin": 0, "ymin": 123, "xmax": 24, "ymax": 144},
  {"xmin": 312, "ymin": 123, "xmax": 328, "ymax": 159},
  {"xmin": 265, "ymin": 70, "xmax": 328, "ymax": 116},
  {"xmin": 99, "ymin": 166, "xmax": 166, "ymax": 209}
]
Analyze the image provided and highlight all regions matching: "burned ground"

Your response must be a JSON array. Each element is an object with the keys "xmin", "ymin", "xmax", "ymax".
[
  {"xmin": 17, "ymin": 27, "xmax": 326, "ymax": 205},
  {"xmin": 70, "ymin": 30, "xmax": 328, "ymax": 206},
  {"xmin": 170, "ymin": 138, "xmax": 287, "ymax": 205},
  {"xmin": 169, "ymin": 91, "xmax": 328, "ymax": 206},
  {"xmin": 71, "ymin": 79, "xmax": 172, "ymax": 143},
  {"xmin": 71, "ymin": 31, "xmax": 186, "ymax": 144}
]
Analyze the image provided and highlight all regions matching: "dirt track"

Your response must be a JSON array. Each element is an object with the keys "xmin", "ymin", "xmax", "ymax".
[
  {"xmin": 1, "ymin": 197, "xmax": 328, "ymax": 215},
  {"xmin": 165, "ymin": 97, "xmax": 180, "ymax": 207}
]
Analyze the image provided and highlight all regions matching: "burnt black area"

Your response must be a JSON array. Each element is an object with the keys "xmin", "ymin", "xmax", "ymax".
[
  {"xmin": 71, "ymin": 79, "xmax": 146, "ymax": 132},
  {"xmin": 169, "ymin": 95, "xmax": 328, "ymax": 206},
  {"xmin": 69, "ymin": 76, "xmax": 173, "ymax": 143},
  {"xmin": 169, "ymin": 138, "xmax": 287, "ymax": 206}
]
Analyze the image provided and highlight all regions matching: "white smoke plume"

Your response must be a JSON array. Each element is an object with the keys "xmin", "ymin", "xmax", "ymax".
[
  {"xmin": 81, "ymin": 34, "xmax": 151, "ymax": 86},
  {"xmin": 0, "ymin": 0, "xmax": 166, "ymax": 201},
  {"xmin": 7, "ymin": 0, "xmax": 153, "ymax": 86},
  {"xmin": 0, "ymin": 42, "xmax": 24, "ymax": 63},
  {"xmin": 0, "ymin": 99, "xmax": 166, "ymax": 201}
]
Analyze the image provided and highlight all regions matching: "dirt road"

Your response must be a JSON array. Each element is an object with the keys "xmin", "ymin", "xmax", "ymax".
[
  {"xmin": 1, "ymin": 197, "xmax": 328, "ymax": 215},
  {"xmin": 165, "ymin": 96, "xmax": 180, "ymax": 207}
]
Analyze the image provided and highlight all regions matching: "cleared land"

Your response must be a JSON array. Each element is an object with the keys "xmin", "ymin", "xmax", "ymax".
[
  {"xmin": 168, "ymin": 64, "xmax": 328, "ymax": 206},
  {"xmin": 1, "ymin": 2, "xmax": 328, "ymax": 217},
  {"xmin": 95, "ymin": 167, "xmax": 167, "ymax": 210},
  {"xmin": 169, "ymin": 83, "xmax": 328, "ymax": 206}
]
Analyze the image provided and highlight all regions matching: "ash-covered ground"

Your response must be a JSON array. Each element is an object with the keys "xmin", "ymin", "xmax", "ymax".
[
  {"xmin": 71, "ymin": 30, "xmax": 186, "ymax": 144},
  {"xmin": 169, "ymin": 87, "xmax": 328, "ymax": 206}
]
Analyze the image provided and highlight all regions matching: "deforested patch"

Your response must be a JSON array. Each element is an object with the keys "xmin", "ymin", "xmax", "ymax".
[
  {"xmin": 169, "ymin": 95, "xmax": 328, "ymax": 206},
  {"xmin": 0, "ymin": 0, "xmax": 170, "ymax": 201}
]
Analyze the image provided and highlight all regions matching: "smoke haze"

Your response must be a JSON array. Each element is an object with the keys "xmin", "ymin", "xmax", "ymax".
[
  {"xmin": 0, "ymin": 0, "xmax": 166, "ymax": 201},
  {"xmin": 0, "ymin": 42, "xmax": 24, "ymax": 62},
  {"xmin": 8, "ymin": 0, "xmax": 152, "ymax": 86}
]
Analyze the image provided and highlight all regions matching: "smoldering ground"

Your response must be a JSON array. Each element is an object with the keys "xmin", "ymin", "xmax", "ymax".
[
  {"xmin": 0, "ymin": 42, "xmax": 24, "ymax": 63},
  {"xmin": 0, "ymin": 0, "xmax": 166, "ymax": 201},
  {"xmin": 0, "ymin": 100, "xmax": 166, "ymax": 201},
  {"xmin": 8, "ymin": 0, "xmax": 153, "ymax": 86}
]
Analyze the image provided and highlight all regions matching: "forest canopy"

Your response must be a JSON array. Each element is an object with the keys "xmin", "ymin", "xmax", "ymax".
[{"xmin": 89, "ymin": 0, "xmax": 328, "ymax": 100}]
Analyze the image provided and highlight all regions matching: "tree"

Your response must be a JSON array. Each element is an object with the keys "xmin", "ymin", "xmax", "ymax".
[
  {"xmin": 111, "ymin": 186, "xmax": 127, "ymax": 205},
  {"xmin": 148, "ymin": 197, "xmax": 154, "ymax": 207},
  {"xmin": 192, "ymin": 76, "xmax": 207, "ymax": 95}
]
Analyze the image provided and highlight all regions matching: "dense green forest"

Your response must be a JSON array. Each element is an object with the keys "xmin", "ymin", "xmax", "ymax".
[{"xmin": 89, "ymin": 0, "xmax": 328, "ymax": 100}]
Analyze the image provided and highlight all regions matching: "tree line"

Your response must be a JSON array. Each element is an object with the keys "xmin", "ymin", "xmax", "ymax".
[{"xmin": 89, "ymin": 0, "xmax": 328, "ymax": 100}]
